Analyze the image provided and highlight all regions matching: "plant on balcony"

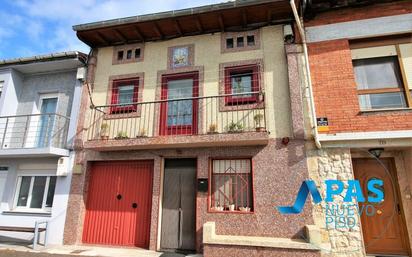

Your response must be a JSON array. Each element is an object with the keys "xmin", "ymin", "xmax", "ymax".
[
  {"xmin": 239, "ymin": 206, "xmax": 251, "ymax": 212},
  {"xmin": 208, "ymin": 123, "xmax": 218, "ymax": 134},
  {"xmin": 227, "ymin": 122, "xmax": 244, "ymax": 133},
  {"xmin": 100, "ymin": 123, "xmax": 110, "ymax": 140},
  {"xmin": 115, "ymin": 131, "xmax": 129, "ymax": 140},
  {"xmin": 137, "ymin": 129, "xmax": 147, "ymax": 138},
  {"xmin": 253, "ymin": 113, "xmax": 265, "ymax": 132}
]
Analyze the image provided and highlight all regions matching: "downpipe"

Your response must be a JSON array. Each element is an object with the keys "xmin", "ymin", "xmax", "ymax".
[{"xmin": 290, "ymin": 0, "xmax": 322, "ymax": 149}]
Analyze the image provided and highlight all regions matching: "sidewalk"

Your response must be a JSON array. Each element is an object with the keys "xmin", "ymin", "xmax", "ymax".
[{"xmin": 0, "ymin": 243, "xmax": 201, "ymax": 257}]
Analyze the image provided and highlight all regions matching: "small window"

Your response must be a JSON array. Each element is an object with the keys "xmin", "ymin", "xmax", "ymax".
[
  {"xmin": 247, "ymin": 35, "xmax": 255, "ymax": 46},
  {"xmin": 126, "ymin": 50, "xmax": 132, "ymax": 59},
  {"xmin": 135, "ymin": 48, "xmax": 141, "ymax": 59},
  {"xmin": 0, "ymin": 81, "xmax": 3, "ymax": 98},
  {"xmin": 226, "ymin": 38, "xmax": 234, "ymax": 49},
  {"xmin": 15, "ymin": 176, "xmax": 57, "ymax": 211},
  {"xmin": 110, "ymin": 79, "xmax": 139, "ymax": 114},
  {"xmin": 237, "ymin": 37, "xmax": 244, "ymax": 47},
  {"xmin": 117, "ymin": 51, "xmax": 124, "ymax": 60},
  {"xmin": 353, "ymin": 56, "xmax": 407, "ymax": 110},
  {"xmin": 210, "ymin": 159, "xmax": 253, "ymax": 212},
  {"xmin": 224, "ymin": 65, "xmax": 259, "ymax": 105}
]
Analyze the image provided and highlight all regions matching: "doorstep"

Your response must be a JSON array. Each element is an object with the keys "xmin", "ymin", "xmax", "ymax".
[{"xmin": 0, "ymin": 243, "xmax": 201, "ymax": 257}]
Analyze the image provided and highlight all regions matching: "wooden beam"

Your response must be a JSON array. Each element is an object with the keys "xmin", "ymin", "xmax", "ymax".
[
  {"xmin": 153, "ymin": 22, "xmax": 163, "ymax": 39},
  {"xmin": 195, "ymin": 17, "xmax": 204, "ymax": 33},
  {"xmin": 113, "ymin": 29, "xmax": 127, "ymax": 42},
  {"xmin": 174, "ymin": 19, "xmax": 183, "ymax": 36},
  {"xmin": 95, "ymin": 32, "xmax": 109, "ymax": 45},
  {"xmin": 133, "ymin": 25, "xmax": 144, "ymax": 41},
  {"xmin": 218, "ymin": 14, "xmax": 225, "ymax": 32},
  {"xmin": 242, "ymin": 9, "xmax": 248, "ymax": 28},
  {"xmin": 267, "ymin": 9, "xmax": 273, "ymax": 23}
]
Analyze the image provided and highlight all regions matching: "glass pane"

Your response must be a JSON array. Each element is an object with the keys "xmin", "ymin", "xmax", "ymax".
[
  {"xmin": 16, "ymin": 177, "xmax": 31, "ymax": 207},
  {"xmin": 237, "ymin": 37, "xmax": 244, "ymax": 47},
  {"xmin": 231, "ymin": 72, "xmax": 253, "ymax": 98},
  {"xmin": 358, "ymin": 92, "xmax": 407, "ymax": 110},
  {"xmin": 247, "ymin": 35, "xmax": 255, "ymax": 46},
  {"xmin": 117, "ymin": 51, "xmax": 124, "ymax": 60},
  {"xmin": 167, "ymin": 79, "xmax": 193, "ymax": 126},
  {"xmin": 226, "ymin": 38, "xmax": 234, "ymax": 49},
  {"xmin": 30, "ymin": 176, "xmax": 47, "ymax": 209},
  {"xmin": 126, "ymin": 50, "xmax": 132, "ymax": 59},
  {"xmin": 353, "ymin": 56, "xmax": 403, "ymax": 90},
  {"xmin": 135, "ymin": 48, "xmax": 141, "ymax": 58},
  {"xmin": 46, "ymin": 177, "xmax": 57, "ymax": 208},
  {"xmin": 37, "ymin": 98, "xmax": 58, "ymax": 148},
  {"xmin": 118, "ymin": 85, "xmax": 135, "ymax": 104}
]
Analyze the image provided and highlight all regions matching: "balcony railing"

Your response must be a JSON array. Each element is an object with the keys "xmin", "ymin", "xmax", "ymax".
[
  {"xmin": 86, "ymin": 92, "xmax": 266, "ymax": 142},
  {"xmin": 0, "ymin": 113, "xmax": 70, "ymax": 149}
]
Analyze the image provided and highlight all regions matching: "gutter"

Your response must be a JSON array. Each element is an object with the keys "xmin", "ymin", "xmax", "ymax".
[
  {"xmin": 290, "ymin": 0, "xmax": 321, "ymax": 149},
  {"xmin": 0, "ymin": 51, "xmax": 87, "ymax": 67}
]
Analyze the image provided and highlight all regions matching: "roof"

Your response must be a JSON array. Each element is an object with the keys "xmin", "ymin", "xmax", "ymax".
[
  {"xmin": 73, "ymin": 0, "xmax": 296, "ymax": 48},
  {"xmin": 0, "ymin": 51, "xmax": 87, "ymax": 67}
]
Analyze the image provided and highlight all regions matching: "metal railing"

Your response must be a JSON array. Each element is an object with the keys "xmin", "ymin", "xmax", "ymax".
[
  {"xmin": 87, "ymin": 92, "xmax": 266, "ymax": 141},
  {"xmin": 0, "ymin": 113, "xmax": 70, "ymax": 149}
]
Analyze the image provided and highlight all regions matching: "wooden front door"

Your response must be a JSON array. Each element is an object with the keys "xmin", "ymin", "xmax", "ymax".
[
  {"xmin": 160, "ymin": 72, "xmax": 199, "ymax": 136},
  {"xmin": 353, "ymin": 158, "xmax": 409, "ymax": 255},
  {"xmin": 83, "ymin": 161, "xmax": 153, "ymax": 248}
]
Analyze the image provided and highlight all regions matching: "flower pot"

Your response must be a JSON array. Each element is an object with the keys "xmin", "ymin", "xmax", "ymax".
[
  {"xmin": 255, "ymin": 127, "xmax": 265, "ymax": 132},
  {"xmin": 229, "ymin": 204, "xmax": 235, "ymax": 211},
  {"xmin": 100, "ymin": 135, "xmax": 109, "ymax": 140}
]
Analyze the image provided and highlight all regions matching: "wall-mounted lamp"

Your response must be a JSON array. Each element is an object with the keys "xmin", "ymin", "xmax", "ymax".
[{"xmin": 368, "ymin": 148, "xmax": 384, "ymax": 159}]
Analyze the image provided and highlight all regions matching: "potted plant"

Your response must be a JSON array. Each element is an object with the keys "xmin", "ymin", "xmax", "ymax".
[
  {"xmin": 239, "ymin": 206, "xmax": 251, "ymax": 212},
  {"xmin": 227, "ymin": 122, "xmax": 244, "ymax": 133},
  {"xmin": 229, "ymin": 204, "xmax": 235, "ymax": 212},
  {"xmin": 137, "ymin": 129, "xmax": 147, "ymax": 138},
  {"xmin": 208, "ymin": 124, "xmax": 218, "ymax": 134},
  {"xmin": 254, "ymin": 113, "xmax": 265, "ymax": 132},
  {"xmin": 100, "ymin": 123, "xmax": 110, "ymax": 140},
  {"xmin": 115, "ymin": 131, "xmax": 129, "ymax": 140}
]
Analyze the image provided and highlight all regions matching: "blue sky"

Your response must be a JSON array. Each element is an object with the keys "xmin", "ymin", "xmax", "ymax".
[{"xmin": 0, "ymin": 0, "xmax": 223, "ymax": 59}]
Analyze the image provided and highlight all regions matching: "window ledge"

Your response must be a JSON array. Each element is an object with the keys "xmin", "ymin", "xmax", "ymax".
[
  {"xmin": 2, "ymin": 210, "xmax": 52, "ymax": 217},
  {"xmin": 360, "ymin": 107, "xmax": 412, "ymax": 113}
]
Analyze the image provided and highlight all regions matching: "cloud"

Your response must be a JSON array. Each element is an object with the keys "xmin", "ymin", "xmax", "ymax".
[{"xmin": 2, "ymin": 0, "xmax": 224, "ymax": 59}]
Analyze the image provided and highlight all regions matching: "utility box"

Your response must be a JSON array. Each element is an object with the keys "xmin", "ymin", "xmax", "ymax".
[{"xmin": 57, "ymin": 157, "xmax": 69, "ymax": 176}]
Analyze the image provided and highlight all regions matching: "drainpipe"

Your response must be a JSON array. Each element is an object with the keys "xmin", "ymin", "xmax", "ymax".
[{"xmin": 290, "ymin": 0, "xmax": 322, "ymax": 149}]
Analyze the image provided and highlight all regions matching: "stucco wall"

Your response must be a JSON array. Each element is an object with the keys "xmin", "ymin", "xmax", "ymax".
[{"xmin": 90, "ymin": 25, "xmax": 292, "ymax": 139}]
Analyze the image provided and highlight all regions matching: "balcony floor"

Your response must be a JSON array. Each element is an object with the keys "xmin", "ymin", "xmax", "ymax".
[
  {"xmin": 0, "ymin": 147, "xmax": 69, "ymax": 158},
  {"xmin": 84, "ymin": 132, "xmax": 269, "ymax": 151}
]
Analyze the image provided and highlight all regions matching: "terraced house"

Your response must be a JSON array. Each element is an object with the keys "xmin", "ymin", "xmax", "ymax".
[
  {"xmin": 303, "ymin": 0, "xmax": 412, "ymax": 256},
  {"xmin": 0, "ymin": 52, "xmax": 86, "ymax": 247},
  {"xmin": 63, "ymin": 0, "xmax": 322, "ymax": 256}
]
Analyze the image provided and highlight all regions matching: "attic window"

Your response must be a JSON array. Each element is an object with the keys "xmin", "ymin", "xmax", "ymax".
[
  {"xmin": 226, "ymin": 38, "xmax": 234, "ymax": 49},
  {"xmin": 222, "ymin": 30, "xmax": 260, "ymax": 53},
  {"xmin": 113, "ymin": 43, "xmax": 144, "ymax": 65}
]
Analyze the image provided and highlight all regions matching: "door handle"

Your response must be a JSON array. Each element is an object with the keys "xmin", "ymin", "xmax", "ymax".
[{"xmin": 132, "ymin": 203, "xmax": 138, "ymax": 209}]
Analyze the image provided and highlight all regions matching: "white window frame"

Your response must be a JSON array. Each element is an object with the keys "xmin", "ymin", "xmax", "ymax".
[{"xmin": 13, "ymin": 175, "xmax": 56, "ymax": 212}]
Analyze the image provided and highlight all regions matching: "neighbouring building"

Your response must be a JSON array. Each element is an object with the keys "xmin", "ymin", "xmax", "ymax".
[
  {"xmin": 64, "ymin": 0, "xmax": 322, "ymax": 256},
  {"xmin": 0, "ymin": 52, "xmax": 86, "ymax": 246},
  {"xmin": 302, "ymin": 0, "xmax": 412, "ymax": 256}
]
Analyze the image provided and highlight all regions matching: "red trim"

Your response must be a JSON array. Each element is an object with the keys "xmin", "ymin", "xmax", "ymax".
[
  {"xmin": 207, "ymin": 157, "xmax": 255, "ymax": 214},
  {"xmin": 159, "ymin": 72, "xmax": 199, "ymax": 136},
  {"xmin": 110, "ymin": 78, "xmax": 139, "ymax": 114},
  {"xmin": 224, "ymin": 65, "xmax": 259, "ymax": 105}
]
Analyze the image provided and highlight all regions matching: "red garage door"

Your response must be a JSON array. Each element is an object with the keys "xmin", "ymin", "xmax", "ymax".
[{"xmin": 83, "ymin": 161, "xmax": 153, "ymax": 248}]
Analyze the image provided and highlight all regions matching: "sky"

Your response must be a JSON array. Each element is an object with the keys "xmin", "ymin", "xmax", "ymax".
[{"xmin": 0, "ymin": 0, "xmax": 224, "ymax": 59}]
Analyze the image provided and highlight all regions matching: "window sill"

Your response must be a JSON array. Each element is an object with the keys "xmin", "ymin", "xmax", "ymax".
[
  {"xmin": 360, "ymin": 107, "xmax": 412, "ymax": 113},
  {"xmin": 2, "ymin": 210, "xmax": 52, "ymax": 217},
  {"xmin": 208, "ymin": 210, "xmax": 254, "ymax": 214}
]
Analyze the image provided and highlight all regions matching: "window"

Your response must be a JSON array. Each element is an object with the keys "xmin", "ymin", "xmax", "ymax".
[
  {"xmin": 222, "ymin": 30, "xmax": 260, "ymax": 52},
  {"xmin": 210, "ymin": 159, "xmax": 253, "ymax": 212},
  {"xmin": 226, "ymin": 38, "xmax": 234, "ymax": 49},
  {"xmin": 353, "ymin": 56, "xmax": 407, "ymax": 110},
  {"xmin": 110, "ymin": 79, "xmax": 139, "ymax": 114},
  {"xmin": 112, "ymin": 43, "xmax": 144, "ymax": 64},
  {"xmin": 224, "ymin": 65, "xmax": 259, "ymax": 105},
  {"xmin": 14, "ymin": 176, "xmax": 57, "ymax": 211},
  {"xmin": 0, "ymin": 81, "xmax": 3, "ymax": 98}
]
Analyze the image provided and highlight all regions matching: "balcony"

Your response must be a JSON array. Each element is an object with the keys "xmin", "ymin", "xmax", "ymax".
[
  {"xmin": 85, "ymin": 92, "xmax": 269, "ymax": 151},
  {"xmin": 0, "ymin": 113, "xmax": 70, "ymax": 157}
]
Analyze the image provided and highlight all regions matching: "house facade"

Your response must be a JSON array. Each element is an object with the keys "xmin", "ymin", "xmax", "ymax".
[
  {"xmin": 0, "ymin": 52, "xmax": 86, "ymax": 245},
  {"xmin": 63, "ymin": 1, "xmax": 322, "ymax": 256},
  {"xmin": 303, "ymin": 0, "xmax": 412, "ymax": 256}
]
